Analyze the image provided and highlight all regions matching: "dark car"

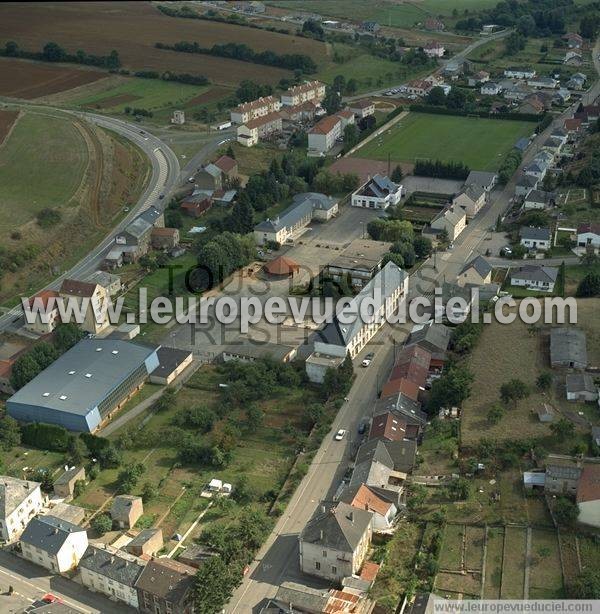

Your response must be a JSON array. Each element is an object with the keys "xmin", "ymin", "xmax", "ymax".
[{"xmin": 358, "ymin": 419, "xmax": 369, "ymax": 435}]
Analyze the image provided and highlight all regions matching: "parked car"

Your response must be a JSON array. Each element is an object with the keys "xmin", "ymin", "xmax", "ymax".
[
  {"xmin": 358, "ymin": 420, "xmax": 369, "ymax": 435},
  {"xmin": 501, "ymin": 246, "xmax": 513, "ymax": 256},
  {"xmin": 334, "ymin": 429, "xmax": 347, "ymax": 441},
  {"xmin": 362, "ymin": 352, "xmax": 375, "ymax": 367}
]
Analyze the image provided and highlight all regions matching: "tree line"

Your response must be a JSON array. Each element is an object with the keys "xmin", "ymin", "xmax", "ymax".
[
  {"xmin": 156, "ymin": 41, "xmax": 317, "ymax": 74},
  {"xmin": 133, "ymin": 70, "xmax": 209, "ymax": 86},
  {"xmin": 414, "ymin": 159, "xmax": 470, "ymax": 180},
  {"xmin": 2, "ymin": 41, "xmax": 120, "ymax": 70}
]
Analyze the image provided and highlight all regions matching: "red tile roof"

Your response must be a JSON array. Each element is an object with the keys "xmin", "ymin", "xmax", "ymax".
[
  {"xmin": 151, "ymin": 227, "xmax": 178, "ymax": 236},
  {"xmin": 29, "ymin": 290, "xmax": 59, "ymax": 310},
  {"xmin": 213, "ymin": 155, "xmax": 237, "ymax": 174},
  {"xmin": 336, "ymin": 110, "xmax": 354, "ymax": 120},
  {"xmin": 389, "ymin": 362, "xmax": 428, "ymax": 389},
  {"xmin": 577, "ymin": 464, "xmax": 600, "ymax": 503},
  {"xmin": 350, "ymin": 99, "xmax": 374, "ymax": 109},
  {"xmin": 233, "ymin": 95, "xmax": 279, "ymax": 113},
  {"xmin": 369, "ymin": 412, "xmax": 407, "ymax": 441},
  {"xmin": 564, "ymin": 118, "xmax": 582, "ymax": 131},
  {"xmin": 243, "ymin": 111, "xmax": 282, "ymax": 130},
  {"xmin": 578, "ymin": 222, "xmax": 600, "ymax": 235},
  {"xmin": 350, "ymin": 484, "xmax": 392, "ymax": 516},
  {"xmin": 359, "ymin": 560, "xmax": 380, "ymax": 582},
  {"xmin": 60, "ymin": 279, "xmax": 97, "ymax": 298},
  {"xmin": 309, "ymin": 114, "xmax": 341, "ymax": 135},
  {"xmin": 380, "ymin": 377, "xmax": 420, "ymax": 401},
  {"xmin": 0, "ymin": 360, "xmax": 12, "ymax": 380}
]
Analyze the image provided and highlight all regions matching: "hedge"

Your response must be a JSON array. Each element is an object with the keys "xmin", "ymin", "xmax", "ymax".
[
  {"xmin": 409, "ymin": 104, "xmax": 544, "ymax": 124},
  {"xmin": 21, "ymin": 422, "xmax": 70, "ymax": 452}
]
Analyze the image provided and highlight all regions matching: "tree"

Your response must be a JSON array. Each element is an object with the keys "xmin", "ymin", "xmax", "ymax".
[
  {"xmin": 245, "ymin": 404, "xmax": 264, "ymax": 432},
  {"xmin": 390, "ymin": 165, "xmax": 403, "ymax": 183},
  {"xmin": 554, "ymin": 496, "xmax": 578, "ymax": 526},
  {"xmin": 116, "ymin": 463, "xmax": 145, "ymax": 494},
  {"xmin": 505, "ymin": 32, "xmax": 526, "ymax": 56},
  {"xmin": 427, "ymin": 86, "xmax": 446, "ymax": 106},
  {"xmin": 579, "ymin": 15, "xmax": 600, "ymax": 39},
  {"xmin": 569, "ymin": 569, "xmax": 600, "ymax": 598},
  {"xmin": 550, "ymin": 418, "xmax": 575, "ymax": 441},
  {"xmin": 54, "ymin": 323, "xmax": 84, "ymax": 353},
  {"xmin": 446, "ymin": 88, "xmax": 467, "ymax": 111},
  {"xmin": 516, "ymin": 14, "xmax": 536, "ymax": 36},
  {"xmin": 322, "ymin": 86, "xmax": 341, "ymax": 115},
  {"xmin": 536, "ymin": 372, "xmax": 553, "ymax": 391},
  {"xmin": 141, "ymin": 481, "xmax": 157, "ymax": 503},
  {"xmin": 226, "ymin": 144, "xmax": 236, "ymax": 159},
  {"xmin": 499, "ymin": 379, "xmax": 529, "ymax": 406},
  {"xmin": 42, "ymin": 42, "xmax": 66, "ymax": 62},
  {"xmin": 487, "ymin": 403, "xmax": 504, "ymax": 425},
  {"xmin": 343, "ymin": 123, "xmax": 359, "ymax": 148},
  {"xmin": 302, "ymin": 18, "xmax": 324, "ymax": 40},
  {"xmin": 194, "ymin": 556, "xmax": 241, "ymax": 612},
  {"xmin": 91, "ymin": 513, "xmax": 112, "ymax": 535},
  {"xmin": 576, "ymin": 271, "xmax": 600, "ymax": 297},
  {"xmin": 0, "ymin": 415, "xmax": 21, "ymax": 451},
  {"xmin": 427, "ymin": 364, "xmax": 474, "ymax": 414},
  {"xmin": 67, "ymin": 435, "xmax": 88, "ymax": 465},
  {"xmin": 11, "ymin": 354, "xmax": 43, "ymax": 390},
  {"xmin": 447, "ymin": 477, "xmax": 470, "ymax": 500},
  {"xmin": 413, "ymin": 236, "xmax": 432, "ymax": 259}
]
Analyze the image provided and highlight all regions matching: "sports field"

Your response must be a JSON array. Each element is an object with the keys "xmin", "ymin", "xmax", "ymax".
[{"xmin": 353, "ymin": 112, "xmax": 536, "ymax": 171}]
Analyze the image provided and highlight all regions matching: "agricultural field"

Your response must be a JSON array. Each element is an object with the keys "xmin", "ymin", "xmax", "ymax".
[
  {"xmin": 529, "ymin": 529, "xmax": 564, "ymax": 598},
  {"xmin": 483, "ymin": 527, "xmax": 504, "ymax": 598},
  {"xmin": 353, "ymin": 113, "xmax": 536, "ymax": 171},
  {"xmin": 0, "ymin": 109, "xmax": 19, "ymax": 144},
  {"xmin": 461, "ymin": 303, "xmax": 600, "ymax": 449},
  {"xmin": 0, "ymin": 2, "xmax": 323, "ymax": 86},
  {"xmin": 0, "ymin": 57, "xmax": 107, "ymax": 99},
  {"xmin": 0, "ymin": 107, "xmax": 149, "ymax": 304},
  {"xmin": 500, "ymin": 526, "xmax": 527, "ymax": 598}
]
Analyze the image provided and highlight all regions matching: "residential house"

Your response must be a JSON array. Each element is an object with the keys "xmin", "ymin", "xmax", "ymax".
[
  {"xmin": 554, "ymin": 88, "xmax": 571, "ymax": 105},
  {"xmin": 374, "ymin": 391, "xmax": 428, "ymax": 436},
  {"xmin": 380, "ymin": 377, "xmax": 421, "ymax": 402},
  {"xmin": 325, "ymin": 238, "xmax": 391, "ymax": 290},
  {"xmin": 348, "ymin": 99, "xmax": 375, "ymax": 118},
  {"xmin": 280, "ymin": 80, "xmax": 326, "ymax": 107},
  {"xmin": 299, "ymin": 501, "xmax": 372, "ymax": 582},
  {"xmin": 254, "ymin": 192, "xmax": 338, "ymax": 246},
  {"xmin": 230, "ymin": 95, "xmax": 281, "ymax": 124},
  {"xmin": 180, "ymin": 197, "xmax": 212, "ymax": 218},
  {"xmin": 519, "ymin": 96, "xmax": 546, "ymax": 115},
  {"xmin": 86, "ymin": 270, "xmax": 122, "ymax": 297},
  {"xmin": 404, "ymin": 79, "xmax": 433, "ymax": 97},
  {"xmin": 351, "ymin": 174, "xmax": 402, "ymax": 210},
  {"xmin": 452, "ymin": 184, "xmax": 486, "ymax": 218},
  {"xmin": 125, "ymin": 528, "xmax": 163, "ymax": 558},
  {"xmin": 0, "ymin": 477, "xmax": 44, "ymax": 542},
  {"xmin": 515, "ymin": 174, "xmax": 539, "ymax": 198},
  {"xmin": 564, "ymin": 50, "xmax": 583, "ymax": 66},
  {"xmin": 468, "ymin": 70, "xmax": 490, "ymax": 86},
  {"xmin": 53, "ymin": 467, "xmax": 85, "ymax": 500},
  {"xmin": 313, "ymin": 262, "xmax": 408, "ymax": 359},
  {"xmin": 20, "ymin": 515, "xmax": 88, "ymax": 573},
  {"xmin": 430, "ymin": 205, "xmax": 466, "ymax": 241},
  {"xmin": 577, "ymin": 222, "xmax": 600, "ymax": 250},
  {"xmin": 527, "ymin": 76, "xmax": 558, "ymax": 89},
  {"xmin": 151, "ymin": 227, "xmax": 180, "ymax": 251},
  {"xmin": 369, "ymin": 412, "xmax": 408, "ymax": 442},
  {"xmin": 237, "ymin": 112, "xmax": 282, "ymax": 147},
  {"xmin": 523, "ymin": 156, "xmax": 551, "ymax": 181},
  {"xmin": 545, "ymin": 459, "xmax": 582, "ymax": 495},
  {"xmin": 25, "ymin": 290, "xmax": 60, "ymax": 335},
  {"xmin": 542, "ymin": 136, "xmax": 564, "ymax": 154},
  {"xmin": 566, "ymin": 374, "xmax": 598, "ymax": 402},
  {"xmin": 550, "ymin": 327, "xmax": 587, "ymax": 370},
  {"xmin": 567, "ymin": 73, "xmax": 587, "ymax": 89},
  {"xmin": 110, "ymin": 495, "xmax": 143, "ymax": 530},
  {"xmin": 279, "ymin": 100, "xmax": 319, "ymax": 124},
  {"xmin": 564, "ymin": 117, "xmax": 583, "ymax": 134},
  {"xmin": 213, "ymin": 155, "xmax": 238, "ymax": 185},
  {"xmin": 504, "ymin": 84, "xmax": 531, "ymax": 102},
  {"xmin": 457, "ymin": 255, "xmax": 492, "ymax": 287},
  {"xmin": 177, "ymin": 544, "xmax": 218, "ymax": 569},
  {"xmin": 405, "ymin": 321, "xmax": 452, "ymax": 357},
  {"xmin": 481, "ymin": 82, "xmax": 502, "ymax": 96},
  {"xmin": 305, "ymin": 352, "xmax": 345, "ymax": 385},
  {"xmin": 510, "ymin": 265, "xmax": 558, "ymax": 292},
  {"xmin": 336, "ymin": 109, "xmax": 356, "ymax": 129},
  {"xmin": 519, "ymin": 226, "xmax": 552, "ymax": 250},
  {"xmin": 59, "ymin": 279, "xmax": 109, "ymax": 334},
  {"xmin": 135, "ymin": 558, "xmax": 196, "ymax": 614},
  {"xmin": 577, "ymin": 465, "xmax": 600, "ymax": 529},
  {"xmin": 114, "ymin": 206, "xmax": 164, "ymax": 262},
  {"xmin": 504, "ymin": 67, "xmax": 536, "ymax": 79},
  {"xmin": 195, "ymin": 163, "xmax": 223, "ymax": 191},
  {"xmin": 515, "ymin": 137, "xmax": 532, "ymax": 153},
  {"xmin": 269, "ymin": 583, "xmax": 363, "ymax": 614},
  {"xmin": 388, "ymin": 345, "xmax": 431, "ymax": 391},
  {"xmin": 423, "ymin": 41, "xmax": 445, "ymax": 57},
  {"xmin": 524, "ymin": 189, "xmax": 556, "ymax": 210},
  {"xmin": 550, "ymin": 127, "xmax": 569, "ymax": 145},
  {"xmin": 562, "ymin": 32, "xmax": 583, "ymax": 49},
  {"xmin": 340, "ymin": 483, "xmax": 398, "ymax": 532},
  {"xmin": 308, "ymin": 115, "xmax": 342, "ymax": 155},
  {"xmin": 79, "ymin": 544, "xmax": 145, "ymax": 609}
]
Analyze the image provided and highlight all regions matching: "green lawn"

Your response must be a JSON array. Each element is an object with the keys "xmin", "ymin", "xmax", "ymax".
[
  {"xmin": 353, "ymin": 112, "xmax": 536, "ymax": 171},
  {"xmin": 0, "ymin": 110, "xmax": 88, "ymax": 230}
]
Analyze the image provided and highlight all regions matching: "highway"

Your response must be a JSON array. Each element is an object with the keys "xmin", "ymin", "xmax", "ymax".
[{"xmin": 227, "ymin": 36, "xmax": 600, "ymax": 614}]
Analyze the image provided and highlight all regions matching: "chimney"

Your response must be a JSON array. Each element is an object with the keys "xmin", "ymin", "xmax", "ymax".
[
  {"xmin": 319, "ymin": 529, "xmax": 324, "ymax": 541},
  {"xmin": 348, "ymin": 511, "xmax": 354, "ymax": 523}
]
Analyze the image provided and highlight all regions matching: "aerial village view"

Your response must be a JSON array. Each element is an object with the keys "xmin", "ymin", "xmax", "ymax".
[{"xmin": 0, "ymin": 1, "xmax": 599, "ymax": 613}]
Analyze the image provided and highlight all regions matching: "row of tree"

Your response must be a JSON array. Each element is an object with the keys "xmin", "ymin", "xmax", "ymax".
[
  {"xmin": 2, "ymin": 41, "xmax": 120, "ymax": 69},
  {"xmin": 156, "ymin": 41, "xmax": 317, "ymax": 74},
  {"xmin": 133, "ymin": 70, "xmax": 209, "ymax": 87},
  {"xmin": 414, "ymin": 159, "xmax": 470, "ymax": 180}
]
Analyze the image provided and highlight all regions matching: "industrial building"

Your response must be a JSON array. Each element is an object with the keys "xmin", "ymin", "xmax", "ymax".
[{"xmin": 7, "ymin": 340, "xmax": 159, "ymax": 432}]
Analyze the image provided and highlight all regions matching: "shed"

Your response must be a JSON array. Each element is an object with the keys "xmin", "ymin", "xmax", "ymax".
[
  {"xmin": 53, "ymin": 466, "xmax": 86, "ymax": 499},
  {"xmin": 264, "ymin": 256, "xmax": 300, "ymax": 277}
]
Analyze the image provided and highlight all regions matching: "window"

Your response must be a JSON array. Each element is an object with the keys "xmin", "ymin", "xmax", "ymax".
[
  {"xmin": 315, "ymin": 562, "xmax": 321, "ymax": 570},
  {"xmin": 331, "ymin": 565, "xmax": 337, "ymax": 574},
  {"xmin": 322, "ymin": 550, "xmax": 327, "ymax": 558}
]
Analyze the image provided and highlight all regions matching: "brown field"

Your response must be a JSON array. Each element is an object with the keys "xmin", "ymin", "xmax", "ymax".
[
  {"xmin": 0, "ymin": 2, "xmax": 325, "ymax": 85},
  {"xmin": 85, "ymin": 93, "xmax": 141, "ymax": 109},
  {"xmin": 185, "ymin": 86, "xmax": 233, "ymax": 106},
  {"xmin": 0, "ymin": 109, "xmax": 19, "ymax": 145},
  {"xmin": 0, "ymin": 57, "xmax": 106, "ymax": 99}
]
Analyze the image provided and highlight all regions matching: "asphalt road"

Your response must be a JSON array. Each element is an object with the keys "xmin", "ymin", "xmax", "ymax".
[
  {"xmin": 0, "ymin": 549, "xmax": 133, "ymax": 613},
  {"xmin": 227, "ymin": 37, "xmax": 600, "ymax": 614}
]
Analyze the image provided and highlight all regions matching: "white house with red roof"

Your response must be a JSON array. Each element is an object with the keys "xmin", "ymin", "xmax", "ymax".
[
  {"xmin": 577, "ymin": 223, "xmax": 600, "ymax": 251},
  {"xmin": 423, "ymin": 41, "xmax": 445, "ymax": 58},
  {"xmin": 577, "ymin": 465, "xmax": 600, "ymax": 528},
  {"xmin": 25, "ymin": 290, "xmax": 60, "ymax": 335}
]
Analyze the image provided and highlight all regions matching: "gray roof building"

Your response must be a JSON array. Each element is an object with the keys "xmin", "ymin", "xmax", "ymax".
[
  {"xmin": 134, "ymin": 558, "xmax": 197, "ymax": 609},
  {"xmin": 520, "ymin": 226, "xmax": 551, "ymax": 242},
  {"xmin": 516, "ymin": 174, "xmax": 539, "ymax": 189},
  {"xmin": 525, "ymin": 189, "xmax": 555, "ymax": 206},
  {"xmin": 355, "ymin": 174, "xmax": 401, "ymax": 200},
  {"xmin": 374, "ymin": 392, "xmax": 427, "ymax": 425},
  {"xmin": 510, "ymin": 265, "xmax": 558, "ymax": 285},
  {"xmin": 465, "ymin": 171, "xmax": 497, "ymax": 191},
  {"xmin": 21, "ymin": 515, "xmax": 85, "ymax": 555},
  {"xmin": 273, "ymin": 583, "xmax": 329, "ymax": 613},
  {"xmin": 7, "ymin": 340, "xmax": 159, "ymax": 432},
  {"xmin": 300, "ymin": 501, "xmax": 372, "ymax": 553},
  {"xmin": 0, "ymin": 477, "xmax": 40, "ymax": 518},
  {"xmin": 79, "ymin": 545, "xmax": 144, "ymax": 587},
  {"xmin": 550, "ymin": 327, "xmax": 587, "ymax": 369},
  {"xmin": 405, "ymin": 321, "xmax": 452, "ymax": 355},
  {"xmin": 566, "ymin": 373, "xmax": 596, "ymax": 394},
  {"xmin": 459, "ymin": 255, "xmax": 492, "ymax": 279}
]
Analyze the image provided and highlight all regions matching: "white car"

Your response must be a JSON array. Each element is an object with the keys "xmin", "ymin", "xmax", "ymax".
[
  {"xmin": 334, "ymin": 429, "xmax": 346, "ymax": 441},
  {"xmin": 361, "ymin": 352, "xmax": 374, "ymax": 367}
]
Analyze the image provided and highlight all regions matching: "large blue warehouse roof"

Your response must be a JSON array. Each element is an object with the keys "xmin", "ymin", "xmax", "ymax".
[{"xmin": 8, "ymin": 339, "xmax": 158, "ymax": 418}]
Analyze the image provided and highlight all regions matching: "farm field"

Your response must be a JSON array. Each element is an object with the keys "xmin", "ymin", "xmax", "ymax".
[
  {"xmin": 0, "ymin": 2, "xmax": 313, "ymax": 86},
  {"xmin": 352, "ymin": 113, "xmax": 536, "ymax": 171},
  {"xmin": 500, "ymin": 526, "xmax": 527, "ymax": 598},
  {"xmin": 483, "ymin": 527, "xmax": 504, "ymax": 598},
  {"xmin": 529, "ymin": 529, "xmax": 564, "ymax": 598},
  {"xmin": 0, "ymin": 109, "xmax": 88, "ymax": 228},
  {"xmin": 0, "ymin": 109, "xmax": 19, "ymax": 144},
  {"xmin": 0, "ymin": 57, "xmax": 107, "ymax": 99}
]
